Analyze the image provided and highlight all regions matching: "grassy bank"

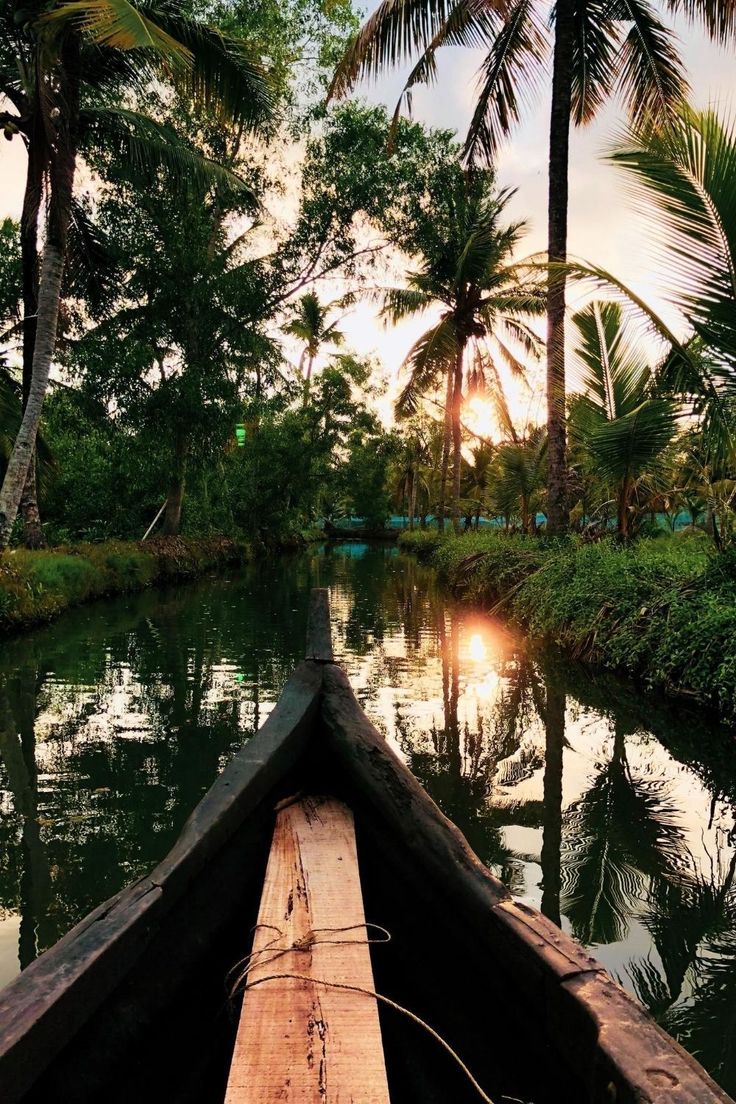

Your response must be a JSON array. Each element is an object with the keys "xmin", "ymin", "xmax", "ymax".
[
  {"xmin": 0, "ymin": 536, "xmax": 248, "ymax": 632},
  {"xmin": 398, "ymin": 529, "xmax": 736, "ymax": 724}
]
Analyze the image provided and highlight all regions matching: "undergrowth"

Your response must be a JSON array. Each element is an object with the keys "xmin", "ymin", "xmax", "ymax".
[{"xmin": 0, "ymin": 537, "xmax": 247, "ymax": 631}]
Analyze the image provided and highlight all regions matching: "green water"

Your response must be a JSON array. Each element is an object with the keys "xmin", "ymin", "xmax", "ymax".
[{"xmin": 1, "ymin": 542, "xmax": 736, "ymax": 1091}]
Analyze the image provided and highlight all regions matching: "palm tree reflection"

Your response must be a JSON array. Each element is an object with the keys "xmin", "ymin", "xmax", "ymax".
[
  {"xmin": 562, "ymin": 721, "xmax": 685, "ymax": 946},
  {"xmin": 0, "ymin": 674, "xmax": 52, "ymax": 969},
  {"xmin": 540, "ymin": 680, "xmax": 565, "ymax": 926}
]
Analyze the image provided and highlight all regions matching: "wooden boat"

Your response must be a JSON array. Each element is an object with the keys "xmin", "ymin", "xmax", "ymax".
[{"xmin": 0, "ymin": 590, "xmax": 731, "ymax": 1104}]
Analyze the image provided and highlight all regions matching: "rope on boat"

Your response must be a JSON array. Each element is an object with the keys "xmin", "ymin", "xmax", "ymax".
[{"xmin": 228, "ymin": 923, "xmax": 498, "ymax": 1104}]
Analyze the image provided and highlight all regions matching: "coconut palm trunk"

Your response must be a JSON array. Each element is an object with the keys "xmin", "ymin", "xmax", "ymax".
[
  {"xmin": 162, "ymin": 434, "xmax": 189, "ymax": 536},
  {"xmin": 0, "ymin": 46, "xmax": 79, "ymax": 551},
  {"xmin": 541, "ymin": 678, "xmax": 565, "ymax": 926},
  {"xmin": 437, "ymin": 366, "xmax": 454, "ymax": 532},
  {"xmin": 409, "ymin": 470, "xmax": 417, "ymax": 530},
  {"xmin": 451, "ymin": 343, "xmax": 465, "ymax": 533},
  {"xmin": 545, "ymin": 0, "xmax": 575, "ymax": 535},
  {"xmin": 18, "ymin": 103, "xmax": 49, "ymax": 550}
]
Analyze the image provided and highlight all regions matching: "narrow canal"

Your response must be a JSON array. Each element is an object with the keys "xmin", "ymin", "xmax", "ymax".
[{"xmin": 1, "ymin": 542, "xmax": 735, "ymax": 1092}]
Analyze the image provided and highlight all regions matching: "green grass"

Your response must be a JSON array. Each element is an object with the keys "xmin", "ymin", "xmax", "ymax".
[
  {"xmin": 400, "ymin": 528, "xmax": 736, "ymax": 723},
  {"xmin": 0, "ymin": 536, "xmax": 247, "ymax": 631}
]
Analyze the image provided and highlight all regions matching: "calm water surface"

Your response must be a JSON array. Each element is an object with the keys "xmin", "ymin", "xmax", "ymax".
[{"xmin": 1, "ymin": 543, "xmax": 736, "ymax": 1091}]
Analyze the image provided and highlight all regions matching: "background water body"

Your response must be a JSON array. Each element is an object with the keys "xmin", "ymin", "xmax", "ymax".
[{"xmin": 1, "ymin": 542, "xmax": 736, "ymax": 1091}]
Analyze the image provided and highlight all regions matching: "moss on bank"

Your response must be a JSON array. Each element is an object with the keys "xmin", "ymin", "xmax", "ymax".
[
  {"xmin": 398, "ymin": 528, "xmax": 736, "ymax": 724},
  {"xmin": 0, "ymin": 537, "xmax": 248, "ymax": 632}
]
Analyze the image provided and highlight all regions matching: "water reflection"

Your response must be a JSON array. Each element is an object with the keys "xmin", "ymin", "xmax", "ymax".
[{"xmin": 1, "ymin": 543, "xmax": 735, "ymax": 1092}]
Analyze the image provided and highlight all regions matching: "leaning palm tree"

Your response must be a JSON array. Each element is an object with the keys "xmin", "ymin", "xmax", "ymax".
[
  {"xmin": 283, "ymin": 292, "xmax": 346, "ymax": 399},
  {"xmin": 328, "ymin": 0, "xmax": 716, "ymax": 532},
  {"xmin": 569, "ymin": 301, "xmax": 679, "ymax": 539},
  {"xmin": 0, "ymin": 0, "xmax": 273, "ymax": 550},
  {"xmin": 386, "ymin": 173, "xmax": 543, "ymax": 531}
]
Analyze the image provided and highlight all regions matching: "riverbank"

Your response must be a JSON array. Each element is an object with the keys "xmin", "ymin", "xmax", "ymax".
[
  {"xmin": 0, "ymin": 536, "xmax": 249, "ymax": 632},
  {"xmin": 398, "ymin": 529, "xmax": 736, "ymax": 724}
]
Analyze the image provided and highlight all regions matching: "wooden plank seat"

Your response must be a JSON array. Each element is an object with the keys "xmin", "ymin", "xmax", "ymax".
[{"xmin": 225, "ymin": 795, "xmax": 391, "ymax": 1103}]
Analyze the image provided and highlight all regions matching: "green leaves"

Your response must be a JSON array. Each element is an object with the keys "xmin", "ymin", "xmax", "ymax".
[
  {"xmin": 42, "ymin": 0, "xmax": 194, "ymax": 61},
  {"xmin": 610, "ymin": 108, "xmax": 736, "ymax": 372},
  {"xmin": 569, "ymin": 301, "xmax": 679, "ymax": 532},
  {"xmin": 581, "ymin": 398, "xmax": 679, "ymax": 484},
  {"xmin": 40, "ymin": 0, "xmax": 274, "ymax": 129},
  {"xmin": 80, "ymin": 106, "xmax": 254, "ymax": 198}
]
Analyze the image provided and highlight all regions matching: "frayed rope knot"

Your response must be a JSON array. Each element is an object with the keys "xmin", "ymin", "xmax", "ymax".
[{"xmin": 226, "ymin": 922, "xmax": 499, "ymax": 1104}]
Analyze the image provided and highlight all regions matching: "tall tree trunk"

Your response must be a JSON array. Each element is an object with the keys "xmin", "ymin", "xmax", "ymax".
[
  {"xmin": 302, "ymin": 350, "xmax": 315, "ymax": 405},
  {"xmin": 522, "ymin": 495, "xmax": 530, "ymax": 535},
  {"xmin": 545, "ymin": 0, "xmax": 574, "ymax": 535},
  {"xmin": 409, "ymin": 470, "xmax": 417, "ymax": 531},
  {"xmin": 451, "ymin": 344, "xmax": 464, "ymax": 533},
  {"xmin": 162, "ymin": 435, "xmax": 188, "ymax": 536},
  {"xmin": 437, "ymin": 367, "xmax": 454, "ymax": 532},
  {"xmin": 19, "ymin": 94, "xmax": 48, "ymax": 549},
  {"xmin": 19, "ymin": 465, "xmax": 46, "ymax": 550},
  {"xmin": 0, "ymin": 47, "xmax": 79, "ymax": 550},
  {"xmin": 541, "ymin": 678, "xmax": 565, "ymax": 926},
  {"xmin": 618, "ymin": 474, "xmax": 633, "ymax": 540}
]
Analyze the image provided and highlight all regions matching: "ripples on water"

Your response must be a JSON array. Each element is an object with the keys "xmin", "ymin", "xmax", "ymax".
[{"xmin": 1, "ymin": 542, "xmax": 736, "ymax": 1090}]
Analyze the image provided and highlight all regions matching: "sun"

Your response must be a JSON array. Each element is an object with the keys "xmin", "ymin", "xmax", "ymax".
[{"xmin": 464, "ymin": 396, "xmax": 496, "ymax": 440}]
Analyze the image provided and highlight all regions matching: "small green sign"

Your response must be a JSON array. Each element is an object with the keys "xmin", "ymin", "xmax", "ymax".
[{"xmin": 235, "ymin": 423, "xmax": 246, "ymax": 447}]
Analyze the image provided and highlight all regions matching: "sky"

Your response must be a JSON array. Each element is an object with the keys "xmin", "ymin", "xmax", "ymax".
[{"xmin": 1, "ymin": 11, "xmax": 734, "ymax": 434}]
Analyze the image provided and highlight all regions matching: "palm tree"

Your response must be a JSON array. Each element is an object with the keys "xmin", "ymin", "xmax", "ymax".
[
  {"xmin": 328, "ymin": 0, "xmax": 708, "ymax": 533},
  {"xmin": 283, "ymin": 292, "xmax": 346, "ymax": 400},
  {"xmin": 0, "ymin": 0, "xmax": 273, "ymax": 550},
  {"xmin": 567, "ymin": 108, "xmax": 736, "ymax": 465},
  {"xmin": 463, "ymin": 441, "xmax": 494, "ymax": 528},
  {"xmin": 569, "ymin": 301, "xmax": 679, "ymax": 539},
  {"xmin": 386, "ymin": 173, "xmax": 543, "ymax": 531},
  {"xmin": 394, "ymin": 423, "xmax": 431, "ymax": 528},
  {"xmin": 489, "ymin": 426, "xmax": 547, "ymax": 533}
]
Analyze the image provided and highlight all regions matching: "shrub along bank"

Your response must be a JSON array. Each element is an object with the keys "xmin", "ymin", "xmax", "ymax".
[
  {"xmin": 0, "ymin": 537, "xmax": 248, "ymax": 631},
  {"xmin": 398, "ymin": 529, "xmax": 736, "ymax": 724}
]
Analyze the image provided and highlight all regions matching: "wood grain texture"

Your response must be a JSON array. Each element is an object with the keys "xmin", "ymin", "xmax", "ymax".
[{"xmin": 225, "ymin": 796, "xmax": 390, "ymax": 1103}]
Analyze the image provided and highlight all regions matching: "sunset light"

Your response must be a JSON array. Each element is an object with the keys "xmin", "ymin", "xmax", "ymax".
[{"xmin": 464, "ymin": 397, "xmax": 497, "ymax": 441}]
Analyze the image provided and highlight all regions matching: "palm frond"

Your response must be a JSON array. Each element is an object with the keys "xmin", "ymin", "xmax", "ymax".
[
  {"xmin": 396, "ymin": 315, "xmax": 458, "ymax": 417},
  {"xmin": 610, "ymin": 108, "xmax": 736, "ymax": 368},
  {"xmin": 571, "ymin": 0, "xmax": 621, "ymax": 125},
  {"xmin": 463, "ymin": 0, "xmax": 547, "ymax": 165},
  {"xmin": 141, "ymin": 9, "xmax": 274, "ymax": 128},
  {"xmin": 378, "ymin": 285, "xmax": 435, "ymax": 324},
  {"xmin": 80, "ymin": 106, "xmax": 254, "ymax": 198},
  {"xmin": 41, "ymin": 0, "xmax": 194, "ymax": 63},
  {"xmin": 613, "ymin": 0, "xmax": 689, "ymax": 129},
  {"xmin": 388, "ymin": 1, "xmax": 501, "ymax": 144},
  {"xmin": 328, "ymin": 0, "xmax": 459, "ymax": 100}
]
